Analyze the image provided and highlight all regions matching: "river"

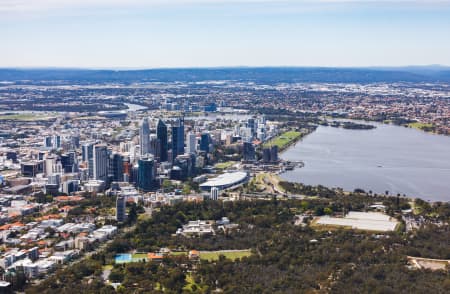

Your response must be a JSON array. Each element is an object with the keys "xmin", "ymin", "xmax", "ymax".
[{"xmin": 280, "ymin": 122, "xmax": 450, "ymax": 202}]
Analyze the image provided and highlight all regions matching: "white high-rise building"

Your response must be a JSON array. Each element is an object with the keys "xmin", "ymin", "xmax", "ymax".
[
  {"xmin": 186, "ymin": 132, "xmax": 197, "ymax": 154},
  {"xmin": 139, "ymin": 118, "xmax": 150, "ymax": 156}
]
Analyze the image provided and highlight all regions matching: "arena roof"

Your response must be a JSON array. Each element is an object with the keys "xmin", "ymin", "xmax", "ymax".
[{"xmin": 199, "ymin": 171, "xmax": 249, "ymax": 190}]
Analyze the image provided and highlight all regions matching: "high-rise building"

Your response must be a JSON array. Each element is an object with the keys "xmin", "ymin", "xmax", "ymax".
[
  {"xmin": 110, "ymin": 153, "xmax": 124, "ymax": 182},
  {"xmin": 171, "ymin": 153, "xmax": 196, "ymax": 181},
  {"xmin": 82, "ymin": 142, "xmax": 95, "ymax": 178},
  {"xmin": 262, "ymin": 147, "xmax": 271, "ymax": 163},
  {"xmin": 149, "ymin": 134, "xmax": 160, "ymax": 160},
  {"xmin": 44, "ymin": 156, "xmax": 57, "ymax": 176},
  {"xmin": 53, "ymin": 135, "xmax": 61, "ymax": 149},
  {"xmin": 200, "ymin": 132, "xmax": 211, "ymax": 153},
  {"xmin": 138, "ymin": 155, "xmax": 156, "ymax": 192},
  {"xmin": 186, "ymin": 132, "xmax": 197, "ymax": 154},
  {"xmin": 44, "ymin": 136, "xmax": 53, "ymax": 148},
  {"xmin": 60, "ymin": 151, "xmax": 77, "ymax": 173},
  {"xmin": 270, "ymin": 145, "xmax": 278, "ymax": 162},
  {"xmin": 139, "ymin": 118, "xmax": 150, "ymax": 156},
  {"xmin": 116, "ymin": 195, "xmax": 126, "ymax": 222},
  {"xmin": 243, "ymin": 142, "xmax": 256, "ymax": 162},
  {"xmin": 157, "ymin": 119, "xmax": 168, "ymax": 162},
  {"xmin": 247, "ymin": 118, "xmax": 256, "ymax": 137},
  {"xmin": 171, "ymin": 118, "xmax": 184, "ymax": 161},
  {"xmin": 93, "ymin": 144, "xmax": 108, "ymax": 182},
  {"xmin": 262, "ymin": 146, "xmax": 279, "ymax": 163}
]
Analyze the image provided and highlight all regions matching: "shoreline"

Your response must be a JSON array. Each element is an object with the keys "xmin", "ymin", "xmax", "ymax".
[{"xmin": 279, "ymin": 124, "xmax": 449, "ymax": 204}]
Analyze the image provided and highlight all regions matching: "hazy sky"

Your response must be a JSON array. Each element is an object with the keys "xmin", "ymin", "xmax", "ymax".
[{"xmin": 1, "ymin": 0, "xmax": 450, "ymax": 68}]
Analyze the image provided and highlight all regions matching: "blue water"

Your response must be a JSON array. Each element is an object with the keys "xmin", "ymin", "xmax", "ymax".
[
  {"xmin": 281, "ymin": 122, "xmax": 450, "ymax": 202},
  {"xmin": 115, "ymin": 254, "xmax": 132, "ymax": 263}
]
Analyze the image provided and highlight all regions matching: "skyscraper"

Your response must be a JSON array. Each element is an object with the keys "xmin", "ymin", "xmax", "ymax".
[
  {"xmin": 149, "ymin": 134, "xmax": 160, "ymax": 160},
  {"xmin": 109, "ymin": 153, "xmax": 124, "ymax": 182},
  {"xmin": 82, "ymin": 142, "xmax": 95, "ymax": 178},
  {"xmin": 171, "ymin": 117, "xmax": 184, "ymax": 161},
  {"xmin": 139, "ymin": 117, "xmax": 150, "ymax": 156},
  {"xmin": 243, "ymin": 142, "xmax": 256, "ymax": 162},
  {"xmin": 270, "ymin": 145, "xmax": 279, "ymax": 162},
  {"xmin": 157, "ymin": 119, "xmax": 168, "ymax": 162},
  {"xmin": 93, "ymin": 144, "xmax": 108, "ymax": 182},
  {"xmin": 53, "ymin": 135, "xmax": 61, "ymax": 149},
  {"xmin": 200, "ymin": 132, "xmax": 211, "ymax": 153},
  {"xmin": 138, "ymin": 155, "xmax": 156, "ymax": 192},
  {"xmin": 186, "ymin": 132, "xmax": 197, "ymax": 154}
]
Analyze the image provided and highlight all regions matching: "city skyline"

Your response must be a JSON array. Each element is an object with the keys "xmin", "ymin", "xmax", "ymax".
[{"xmin": 2, "ymin": 0, "xmax": 450, "ymax": 68}]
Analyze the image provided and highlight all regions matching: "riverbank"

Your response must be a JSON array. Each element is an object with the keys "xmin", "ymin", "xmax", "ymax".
[
  {"xmin": 263, "ymin": 130, "xmax": 303, "ymax": 151},
  {"xmin": 280, "ymin": 123, "xmax": 450, "ymax": 202}
]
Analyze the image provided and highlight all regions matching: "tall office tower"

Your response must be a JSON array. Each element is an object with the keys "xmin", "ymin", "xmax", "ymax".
[
  {"xmin": 186, "ymin": 132, "xmax": 197, "ymax": 154},
  {"xmin": 171, "ymin": 117, "xmax": 184, "ymax": 161},
  {"xmin": 44, "ymin": 136, "xmax": 53, "ymax": 148},
  {"xmin": 257, "ymin": 126, "xmax": 266, "ymax": 141},
  {"xmin": 247, "ymin": 118, "xmax": 256, "ymax": 137},
  {"xmin": 139, "ymin": 117, "xmax": 150, "ymax": 156},
  {"xmin": 116, "ymin": 195, "xmax": 127, "ymax": 222},
  {"xmin": 138, "ymin": 155, "xmax": 155, "ymax": 192},
  {"xmin": 110, "ymin": 153, "xmax": 124, "ymax": 182},
  {"xmin": 171, "ymin": 153, "xmax": 196, "ymax": 181},
  {"xmin": 149, "ymin": 134, "xmax": 160, "ymax": 160},
  {"xmin": 82, "ymin": 142, "xmax": 95, "ymax": 179},
  {"xmin": 93, "ymin": 144, "xmax": 108, "ymax": 182},
  {"xmin": 243, "ymin": 142, "xmax": 256, "ymax": 162},
  {"xmin": 53, "ymin": 135, "xmax": 61, "ymax": 149},
  {"xmin": 270, "ymin": 145, "xmax": 279, "ymax": 162},
  {"xmin": 60, "ymin": 151, "xmax": 77, "ymax": 173},
  {"xmin": 44, "ymin": 155, "xmax": 57, "ymax": 177},
  {"xmin": 200, "ymin": 132, "xmax": 211, "ymax": 153},
  {"xmin": 262, "ymin": 147, "xmax": 271, "ymax": 163},
  {"xmin": 157, "ymin": 119, "xmax": 168, "ymax": 162}
]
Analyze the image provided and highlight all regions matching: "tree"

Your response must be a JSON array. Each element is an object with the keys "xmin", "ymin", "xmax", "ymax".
[{"xmin": 162, "ymin": 179, "xmax": 174, "ymax": 192}]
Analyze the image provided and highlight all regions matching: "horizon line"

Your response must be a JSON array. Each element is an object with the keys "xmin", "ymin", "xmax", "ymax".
[{"xmin": 1, "ymin": 64, "xmax": 449, "ymax": 71}]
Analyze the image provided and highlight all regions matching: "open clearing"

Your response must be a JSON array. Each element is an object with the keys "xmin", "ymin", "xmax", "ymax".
[
  {"xmin": 170, "ymin": 250, "xmax": 252, "ymax": 261},
  {"xmin": 0, "ymin": 113, "xmax": 55, "ymax": 121},
  {"xmin": 215, "ymin": 161, "xmax": 235, "ymax": 170},
  {"xmin": 199, "ymin": 250, "xmax": 252, "ymax": 261},
  {"xmin": 407, "ymin": 256, "xmax": 450, "ymax": 271},
  {"xmin": 263, "ymin": 130, "xmax": 302, "ymax": 149}
]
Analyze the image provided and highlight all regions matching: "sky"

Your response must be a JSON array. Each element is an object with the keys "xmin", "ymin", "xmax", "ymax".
[{"xmin": 1, "ymin": 0, "xmax": 450, "ymax": 68}]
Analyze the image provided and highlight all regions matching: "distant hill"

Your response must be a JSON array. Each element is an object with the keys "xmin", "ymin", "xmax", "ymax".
[{"xmin": 1, "ymin": 66, "xmax": 450, "ymax": 84}]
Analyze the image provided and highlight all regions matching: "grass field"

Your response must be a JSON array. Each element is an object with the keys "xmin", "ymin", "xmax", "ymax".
[
  {"xmin": 263, "ymin": 131, "xmax": 302, "ymax": 149},
  {"xmin": 198, "ymin": 250, "xmax": 252, "ymax": 261},
  {"xmin": 170, "ymin": 250, "xmax": 252, "ymax": 261},
  {"xmin": 0, "ymin": 113, "xmax": 55, "ymax": 121},
  {"xmin": 170, "ymin": 251, "xmax": 187, "ymax": 256},
  {"xmin": 132, "ymin": 253, "xmax": 148, "ymax": 260},
  {"xmin": 407, "ymin": 122, "xmax": 434, "ymax": 130},
  {"xmin": 215, "ymin": 161, "xmax": 235, "ymax": 170}
]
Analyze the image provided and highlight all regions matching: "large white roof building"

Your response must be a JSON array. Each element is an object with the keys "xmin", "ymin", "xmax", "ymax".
[{"xmin": 200, "ymin": 171, "xmax": 249, "ymax": 191}]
